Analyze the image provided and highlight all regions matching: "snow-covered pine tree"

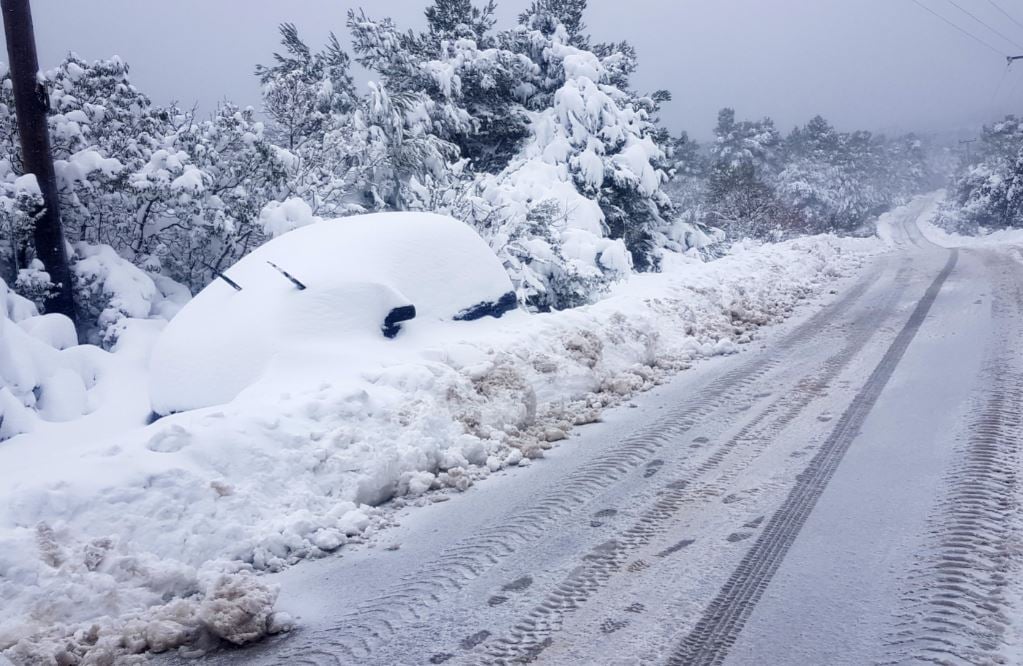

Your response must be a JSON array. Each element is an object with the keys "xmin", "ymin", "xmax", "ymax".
[
  {"xmin": 775, "ymin": 117, "xmax": 931, "ymax": 236},
  {"xmin": 518, "ymin": 0, "xmax": 589, "ymax": 48},
  {"xmin": 452, "ymin": 3, "xmax": 704, "ymax": 308},
  {"xmin": 707, "ymin": 108, "xmax": 783, "ymax": 239},
  {"xmin": 425, "ymin": 0, "xmax": 498, "ymax": 43},
  {"xmin": 346, "ymin": 9, "xmax": 467, "ymax": 210},
  {"xmin": 776, "ymin": 115, "xmax": 853, "ymax": 233},
  {"xmin": 12, "ymin": 55, "xmax": 168, "ymax": 255},
  {"xmin": 256, "ymin": 23, "xmax": 356, "ymax": 153},
  {"xmin": 350, "ymin": 2, "xmax": 535, "ymax": 175},
  {"xmin": 256, "ymin": 23, "xmax": 366, "ymax": 218},
  {"xmin": 662, "ymin": 132, "xmax": 713, "ymax": 250}
]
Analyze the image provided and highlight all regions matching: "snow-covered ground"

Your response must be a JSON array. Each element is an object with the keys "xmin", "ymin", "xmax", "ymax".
[
  {"xmin": 916, "ymin": 190, "xmax": 1023, "ymax": 250},
  {"xmin": 0, "ymin": 215, "xmax": 881, "ymax": 664}
]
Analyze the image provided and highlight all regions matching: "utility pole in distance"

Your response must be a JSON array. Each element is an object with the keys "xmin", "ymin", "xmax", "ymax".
[
  {"xmin": 959, "ymin": 138, "xmax": 977, "ymax": 160},
  {"xmin": 1009, "ymin": 55, "xmax": 1023, "ymax": 65},
  {"xmin": 1, "ymin": 0, "xmax": 77, "ymax": 328}
]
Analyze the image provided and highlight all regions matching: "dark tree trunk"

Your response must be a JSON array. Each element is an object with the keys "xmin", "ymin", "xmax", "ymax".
[{"xmin": 1, "ymin": 0, "xmax": 77, "ymax": 329}]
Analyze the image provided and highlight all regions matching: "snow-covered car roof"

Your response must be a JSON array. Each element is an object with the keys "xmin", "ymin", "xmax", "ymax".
[{"xmin": 149, "ymin": 212, "xmax": 515, "ymax": 415}]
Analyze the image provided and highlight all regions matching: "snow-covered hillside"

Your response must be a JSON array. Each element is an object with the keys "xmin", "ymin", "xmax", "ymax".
[{"xmin": 0, "ymin": 212, "xmax": 880, "ymax": 663}]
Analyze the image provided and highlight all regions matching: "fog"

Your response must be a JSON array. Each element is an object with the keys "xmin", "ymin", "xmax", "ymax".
[{"xmin": 8, "ymin": 0, "xmax": 1023, "ymax": 139}]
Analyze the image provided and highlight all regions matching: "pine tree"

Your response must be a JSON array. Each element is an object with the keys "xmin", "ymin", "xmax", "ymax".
[
  {"xmin": 425, "ymin": 0, "xmax": 497, "ymax": 42},
  {"xmin": 257, "ymin": 24, "xmax": 367, "ymax": 217},
  {"xmin": 350, "ymin": 4, "xmax": 532, "ymax": 174},
  {"xmin": 518, "ymin": 0, "xmax": 589, "ymax": 47},
  {"xmin": 707, "ymin": 108, "xmax": 782, "ymax": 238},
  {"xmin": 255, "ymin": 23, "xmax": 356, "ymax": 152}
]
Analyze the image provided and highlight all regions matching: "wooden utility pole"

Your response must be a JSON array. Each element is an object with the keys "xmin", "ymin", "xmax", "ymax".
[
  {"xmin": 959, "ymin": 138, "xmax": 977, "ymax": 160},
  {"xmin": 1, "ymin": 0, "xmax": 76, "ymax": 327}
]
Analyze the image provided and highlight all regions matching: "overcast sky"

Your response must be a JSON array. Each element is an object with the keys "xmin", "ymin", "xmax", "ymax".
[{"xmin": 8, "ymin": 0, "xmax": 1023, "ymax": 140}]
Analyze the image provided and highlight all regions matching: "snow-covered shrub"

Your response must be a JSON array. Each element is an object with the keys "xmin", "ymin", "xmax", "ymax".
[
  {"xmin": 13, "ymin": 260, "xmax": 54, "ymax": 312},
  {"xmin": 260, "ymin": 197, "xmax": 318, "ymax": 238},
  {"xmin": 71, "ymin": 242, "xmax": 189, "ymax": 348},
  {"xmin": 937, "ymin": 116, "xmax": 1023, "ymax": 234},
  {"xmin": 0, "ymin": 279, "xmax": 95, "ymax": 439},
  {"xmin": 0, "ymin": 169, "xmax": 43, "ymax": 283}
]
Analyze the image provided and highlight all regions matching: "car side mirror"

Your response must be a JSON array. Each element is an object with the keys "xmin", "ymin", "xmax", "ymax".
[{"xmin": 382, "ymin": 305, "xmax": 416, "ymax": 339}]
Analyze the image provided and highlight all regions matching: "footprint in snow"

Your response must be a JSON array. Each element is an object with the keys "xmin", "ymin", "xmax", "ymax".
[
  {"xmin": 146, "ymin": 425, "xmax": 191, "ymax": 453},
  {"xmin": 600, "ymin": 618, "xmax": 629, "ymax": 634},
  {"xmin": 502, "ymin": 576, "xmax": 534, "ymax": 592},
  {"xmin": 461, "ymin": 630, "xmax": 491, "ymax": 650}
]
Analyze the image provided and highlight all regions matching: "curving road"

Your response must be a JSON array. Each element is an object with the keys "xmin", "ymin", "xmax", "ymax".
[{"xmin": 185, "ymin": 198, "xmax": 1023, "ymax": 665}]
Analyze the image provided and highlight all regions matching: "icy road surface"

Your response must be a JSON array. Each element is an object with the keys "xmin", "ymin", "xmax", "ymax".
[{"xmin": 181, "ymin": 202, "xmax": 1023, "ymax": 664}]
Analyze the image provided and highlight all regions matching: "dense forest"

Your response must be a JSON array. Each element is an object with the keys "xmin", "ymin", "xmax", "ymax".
[{"xmin": 0, "ymin": 0, "xmax": 955, "ymax": 345}]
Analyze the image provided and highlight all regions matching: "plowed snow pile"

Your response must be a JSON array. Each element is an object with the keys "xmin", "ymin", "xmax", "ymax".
[{"xmin": 0, "ymin": 219, "xmax": 880, "ymax": 663}]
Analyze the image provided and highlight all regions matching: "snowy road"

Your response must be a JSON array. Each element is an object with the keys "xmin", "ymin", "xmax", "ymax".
[{"xmin": 182, "ymin": 201, "xmax": 1023, "ymax": 665}]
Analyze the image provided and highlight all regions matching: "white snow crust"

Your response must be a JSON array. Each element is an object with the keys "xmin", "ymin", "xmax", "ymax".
[{"xmin": 0, "ymin": 214, "xmax": 881, "ymax": 664}]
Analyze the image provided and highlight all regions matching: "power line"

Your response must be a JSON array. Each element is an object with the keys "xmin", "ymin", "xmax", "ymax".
[
  {"xmin": 986, "ymin": 0, "xmax": 1023, "ymax": 34},
  {"xmin": 943, "ymin": 0, "xmax": 1023, "ymax": 50},
  {"xmin": 908, "ymin": 0, "xmax": 1007, "ymax": 57},
  {"xmin": 1010, "ymin": 66, "xmax": 1023, "ymax": 102},
  {"xmin": 992, "ymin": 62, "xmax": 1011, "ymax": 99},
  {"xmin": 989, "ymin": 62, "xmax": 1012, "ymax": 114}
]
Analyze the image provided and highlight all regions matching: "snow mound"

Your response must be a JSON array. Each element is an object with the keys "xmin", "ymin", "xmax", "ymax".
[
  {"xmin": 0, "ymin": 231, "xmax": 882, "ymax": 665},
  {"xmin": 0, "ymin": 280, "xmax": 101, "ymax": 439},
  {"xmin": 149, "ymin": 212, "xmax": 515, "ymax": 415}
]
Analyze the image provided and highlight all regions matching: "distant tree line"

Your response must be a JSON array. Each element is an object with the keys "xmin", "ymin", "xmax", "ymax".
[{"xmin": 666, "ymin": 110, "xmax": 938, "ymax": 242}]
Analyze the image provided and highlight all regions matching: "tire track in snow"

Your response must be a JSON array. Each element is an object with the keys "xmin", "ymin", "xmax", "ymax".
[
  {"xmin": 881, "ymin": 251, "xmax": 1023, "ymax": 666},
  {"xmin": 466, "ymin": 265, "xmax": 911, "ymax": 665},
  {"xmin": 269, "ymin": 260, "xmax": 897, "ymax": 664},
  {"xmin": 668, "ymin": 250, "xmax": 959, "ymax": 666}
]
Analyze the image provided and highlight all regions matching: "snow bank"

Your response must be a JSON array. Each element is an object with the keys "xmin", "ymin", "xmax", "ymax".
[
  {"xmin": 0, "ymin": 238, "xmax": 191, "ymax": 442},
  {"xmin": 149, "ymin": 212, "xmax": 515, "ymax": 415},
  {"xmin": 0, "ymin": 230, "xmax": 881, "ymax": 664},
  {"xmin": 919, "ymin": 195, "xmax": 1023, "ymax": 249},
  {"xmin": 0, "ymin": 281, "xmax": 101, "ymax": 440}
]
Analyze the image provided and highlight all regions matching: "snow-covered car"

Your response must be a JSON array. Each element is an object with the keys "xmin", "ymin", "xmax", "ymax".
[{"xmin": 149, "ymin": 212, "xmax": 516, "ymax": 415}]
